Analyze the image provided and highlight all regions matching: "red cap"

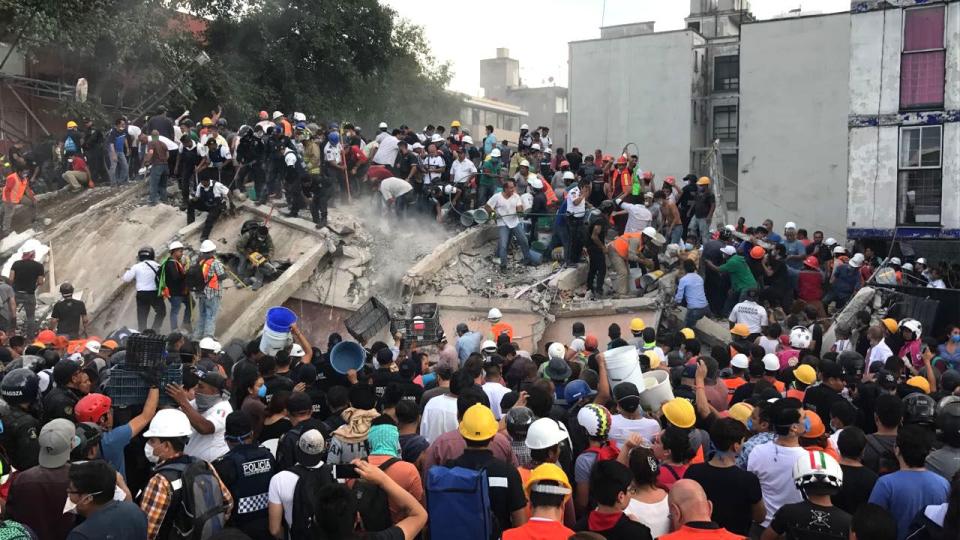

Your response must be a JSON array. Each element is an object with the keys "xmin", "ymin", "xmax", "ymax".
[{"xmin": 560, "ymin": 160, "xmax": 570, "ymax": 168}]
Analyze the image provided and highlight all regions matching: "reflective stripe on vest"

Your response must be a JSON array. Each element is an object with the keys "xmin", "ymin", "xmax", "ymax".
[
  {"xmin": 3, "ymin": 173, "xmax": 26, "ymax": 203},
  {"xmin": 202, "ymin": 259, "xmax": 220, "ymax": 290}
]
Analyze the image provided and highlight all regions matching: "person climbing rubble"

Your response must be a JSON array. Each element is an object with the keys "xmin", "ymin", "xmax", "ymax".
[
  {"xmin": 122, "ymin": 246, "xmax": 166, "ymax": 332},
  {"xmin": 236, "ymin": 221, "xmax": 275, "ymax": 289},
  {"xmin": 606, "ymin": 230, "xmax": 644, "ymax": 297}
]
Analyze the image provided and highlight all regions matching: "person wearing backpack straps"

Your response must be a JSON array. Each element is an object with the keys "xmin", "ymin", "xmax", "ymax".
[
  {"xmin": 192, "ymin": 240, "xmax": 226, "ymax": 341},
  {"xmin": 267, "ymin": 428, "xmax": 335, "ymax": 540},
  {"xmin": 140, "ymin": 408, "xmax": 233, "ymax": 540},
  {"xmin": 122, "ymin": 246, "xmax": 167, "ymax": 333},
  {"xmin": 359, "ymin": 415, "xmax": 423, "ymax": 528},
  {"xmin": 212, "ymin": 411, "xmax": 277, "ymax": 540}
]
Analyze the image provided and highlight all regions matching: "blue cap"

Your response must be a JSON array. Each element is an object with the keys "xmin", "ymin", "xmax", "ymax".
[
  {"xmin": 328, "ymin": 122, "xmax": 340, "ymax": 130},
  {"xmin": 295, "ymin": 122, "xmax": 306, "ymax": 130},
  {"xmin": 564, "ymin": 379, "xmax": 597, "ymax": 404}
]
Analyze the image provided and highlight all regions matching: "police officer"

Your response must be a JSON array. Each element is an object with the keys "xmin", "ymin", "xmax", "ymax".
[
  {"xmin": 235, "ymin": 125, "xmax": 265, "ymax": 201},
  {"xmin": 42, "ymin": 359, "xmax": 91, "ymax": 423},
  {"xmin": 212, "ymin": 411, "xmax": 277, "ymax": 539},
  {"xmin": 188, "ymin": 174, "xmax": 229, "ymax": 240},
  {"xmin": 0, "ymin": 368, "xmax": 42, "ymax": 471}
]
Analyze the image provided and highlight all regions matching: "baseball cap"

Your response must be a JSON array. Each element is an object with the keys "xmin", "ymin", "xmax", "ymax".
[
  {"xmin": 225, "ymin": 411, "xmax": 253, "ymax": 440},
  {"xmin": 199, "ymin": 371, "xmax": 226, "ymax": 391},
  {"xmin": 613, "ymin": 382, "xmax": 641, "ymax": 404},
  {"xmin": 287, "ymin": 391, "xmax": 313, "ymax": 415},
  {"xmin": 53, "ymin": 359, "xmax": 81, "ymax": 385},
  {"xmin": 563, "ymin": 379, "xmax": 596, "ymax": 404},
  {"xmin": 876, "ymin": 370, "xmax": 897, "ymax": 391},
  {"xmin": 296, "ymin": 429, "xmax": 326, "ymax": 467},
  {"xmin": 39, "ymin": 418, "xmax": 76, "ymax": 468},
  {"xmin": 720, "ymin": 246, "xmax": 736, "ymax": 257}
]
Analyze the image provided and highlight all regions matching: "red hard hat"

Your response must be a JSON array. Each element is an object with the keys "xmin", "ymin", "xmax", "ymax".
[
  {"xmin": 560, "ymin": 160, "xmax": 570, "ymax": 168},
  {"xmin": 75, "ymin": 393, "xmax": 112, "ymax": 423},
  {"xmin": 615, "ymin": 155, "xmax": 627, "ymax": 165},
  {"xmin": 749, "ymin": 246, "xmax": 765, "ymax": 260},
  {"xmin": 804, "ymin": 256, "xmax": 820, "ymax": 270},
  {"xmin": 642, "ymin": 171, "xmax": 653, "ymax": 180},
  {"xmin": 665, "ymin": 176, "xmax": 676, "ymax": 185},
  {"xmin": 258, "ymin": 110, "xmax": 269, "ymax": 120}
]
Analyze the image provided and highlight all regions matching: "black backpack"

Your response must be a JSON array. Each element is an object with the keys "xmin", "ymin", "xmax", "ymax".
[
  {"xmin": 157, "ymin": 459, "xmax": 229, "ymax": 540},
  {"xmin": 289, "ymin": 464, "xmax": 335, "ymax": 540},
  {"xmin": 184, "ymin": 258, "xmax": 212, "ymax": 293},
  {"xmin": 353, "ymin": 458, "xmax": 400, "ymax": 532}
]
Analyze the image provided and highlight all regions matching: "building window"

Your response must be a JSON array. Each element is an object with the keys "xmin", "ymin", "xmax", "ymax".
[
  {"xmin": 897, "ymin": 126, "xmax": 942, "ymax": 225},
  {"xmin": 713, "ymin": 105, "xmax": 737, "ymax": 142},
  {"xmin": 900, "ymin": 5, "xmax": 945, "ymax": 109},
  {"xmin": 721, "ymin": 154, "xmax": 738, "ymax": 211},
  {"xmin": 555, "ymin": 96, "xmax": 568, "ymax": 114},
  {"xmin": 688, "ymin": 21, "xmax": 700, "ymax": 33},
  {"xmin": 714, "ymin": 55, "xmax": 739, "ymax": 91}
]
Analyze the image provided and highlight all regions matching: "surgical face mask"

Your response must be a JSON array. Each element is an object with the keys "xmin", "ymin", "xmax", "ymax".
[
  {"xmin": 257, "ymin": 384, "xmax": 267, "ymax": 398},
  {"xmin": 746, "ymin": 418, "xmax": 754, "ymax": 432},
  {"xmin": 144, "ymin": 442, "xmax": 160, "ymax": 464},
  {"xmin": 195, "ymin": 392, "xmax": 221, "ymax": 412},
  {"xmin": 952, "ymin": 335, "xmax": 960, "ymax": 343}
]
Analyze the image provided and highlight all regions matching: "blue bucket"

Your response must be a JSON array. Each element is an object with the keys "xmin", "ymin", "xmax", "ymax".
[
  {"xmin": 330, "ymin": 341, "xmax": 366, "ymax": 374},
  {"xmin": 265, "ymin": 307, "xmax": 298, "ymax": 332}
]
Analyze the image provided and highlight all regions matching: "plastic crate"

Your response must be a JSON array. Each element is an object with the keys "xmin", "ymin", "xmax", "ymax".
[
  {"xmin": 391, "ymin": 315, "xmax": 444, "ymax": 343},
  {"xmin": 124, "ymin": 334, "xmax": 168, "ymax": 369},
  {"xmin": 344, "ymin": 297, "xmax": 392, "ymax": 344},
  {"xmin": 105, "ymin": 363, "xmax": 183, "ymax": 408},
  {"xmin": 411, "ymin": 303, "xmax": 438, "ymax": 318}
]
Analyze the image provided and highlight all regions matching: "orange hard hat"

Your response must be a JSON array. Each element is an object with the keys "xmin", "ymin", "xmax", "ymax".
[
  {"xmin": 803, "ymin": 256, "xmax": 820, "ymax": 270},
  {"xmin": 36, "ymin": 329, "xmax": 57, "ymax": 345},
  {"xmin": 664, "ymin": 176, "xmax": 676, "ymax": 185},
  {"xmin": 615, "ymin": 155, "xmax": 628, "ymax": 165},
  {"xmin": 102, "ymin": 340, "xmax": 119, "ymax": 350},
  {"xmin": 802, "ymin": 410, "xmax": 826, "ymax": 438},
  {"xmin": 750, "ymin": 246, "xmax": 766, "ymax": 260},
  {"xmin": 259, "ymin": 111, "xmax": 269, "ymax": 120}
]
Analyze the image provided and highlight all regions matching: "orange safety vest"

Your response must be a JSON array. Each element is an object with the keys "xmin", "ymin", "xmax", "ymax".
[
  {"xmin": 491, "ymin": 322, "xmax": 514, "ymax": 341},
  {"xmin": 541, "ymin": 177, "xmax": 558, "ymax": 206},
  {"xmin": 202, "ymin": 259, "xmax": 220, "ymax": 290},
  {"xmin": 611, "ymin": 232, "xmax": 643, "ymax": 259},
  {"xmin": 3, "ymin": 173, "xmax": 27, "ymax": 204},
  {"xmin": 772, "ymin": 379, "xmax": 785, "ymax": 394},
  {"xmin": 723, "ymin": 377, "xmax": 746, "ymax": 403},
  {"xmin": 786, "ymin": 388, "xmax": 805, "ymax": 401}
]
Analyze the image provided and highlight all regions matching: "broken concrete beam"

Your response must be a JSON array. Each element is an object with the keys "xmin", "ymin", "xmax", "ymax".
[
  {"xmin": 401, "ymin": 225, "xmax": 497, "ymax": 293},
  {"xmin": 341, "ymin": 245, "xmax": 371, "ymax": 265},
  {"xmin": 0, "ymin": 229, "xmax": 35, "ymax": 256},
  {"xmin": 240, "ymin": 202, "xmax": 325, "ymax": 237},
  {"xmin": 412, "ymin": 294, "xmax": 533, "ymax": 314},
  {"xmin": 548, "ymin": 265, "xmax": 587, "ymax": 292},
  {"xmin": 554, "ymin": 296, "xmax": 661, "ymax": 317},
  {"xmin": 326, "ymin": 219, "xmax": 355, "ymax": 236}
]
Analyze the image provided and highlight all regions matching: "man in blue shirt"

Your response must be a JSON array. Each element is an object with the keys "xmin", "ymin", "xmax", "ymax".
[
  {"xmin": 763, "ymin": 219, "xmax": 783, "ymax": 244},
  {"xmin": 74, "ymin": 387, "xmax": 159, "ymax": 479},
  {"xmin": 868, "ymin": 424, "xmax": 950, "ymax": 540},
  {"xmin": 455, "ymin": 322, "xmax": 483, "ymax": 364},
  {"xmin": 781, "ymin": 222, "xmax": 807, "ymax": 269},
  {"xmin": 675, "ymin": 259, "xmax": 709, "ymax": 328}
]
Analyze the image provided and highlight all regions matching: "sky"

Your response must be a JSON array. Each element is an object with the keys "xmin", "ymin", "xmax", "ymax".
[{"xmin": 382, "ymin": 0, "xmax": 849, "ymax": 95}]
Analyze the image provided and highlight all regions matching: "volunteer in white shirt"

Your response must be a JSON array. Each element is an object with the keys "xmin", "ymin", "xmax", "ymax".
[
  {"xmin": 372, "ymin": 131, "xmax": 399, "ymax": 166},
  {"xmin": 564, "ymin": 179, "xmax": 590, "ymax": 265},
  {"xmin": 167, "ymin": 371, "xmax": 232, "ymax": 463},
  {"xmin": 485, "ymin": 179, "xmax": 536, "ymax": 272},
  {"xmin": 422, "ymin": 144, "xmax": 444, "ymax": 186},
  {"xmin": 121, "ymin": 246, "xmax": 166, "ymax": 332},
  {"xmin": 618, "ymin": 199, "xmax": 653, "ymax": 233},
  {"xmin": 379, "ymin": 177, "xmax": 414, "ymax": 217},
  {"xmin": 728, "ymin": 288, "xmax": 768, "ymax": 335},
  {"xmin": 450, "ymin": 147, "xmax": 478, "ymax": 184}
]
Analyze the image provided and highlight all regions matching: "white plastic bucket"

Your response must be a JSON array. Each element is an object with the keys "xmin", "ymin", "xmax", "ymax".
[
  {"xmin": 259, "ymin": 324, "xmax": 292, "ymax": 355},
  {"xmin": 605, "ymin": 346, "xmax": 642, "ymax": 387},
  {"xmin": 639, "ymin": 370, "xmax": 674, "ymax": 411},
  {"xmin": 628, "ymin": 268, "xmax": 644, "ymax": 293}
]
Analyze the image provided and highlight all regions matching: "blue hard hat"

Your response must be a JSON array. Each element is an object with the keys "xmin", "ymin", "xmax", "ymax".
[
  {"xmin": 327, "ymin": 132, "xmax": 340, "ymax": 144},
  {"xmin": 563, "ymin": 379, "xmax": 597, "ymax": 405}
]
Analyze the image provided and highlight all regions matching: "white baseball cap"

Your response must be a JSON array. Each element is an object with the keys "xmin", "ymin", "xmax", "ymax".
[
  {"xmin": 784, "ymin": 222, "xmax": 797, "ymax": 230},
  {"xmin": 721, "ymin": 246, "xmax": 737, "ymax": 256}
]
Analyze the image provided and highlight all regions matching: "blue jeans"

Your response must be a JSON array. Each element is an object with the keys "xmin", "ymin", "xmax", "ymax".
[
  {"xmin": 148, "ymin": 163, "xmax": 168, "ymax": 204},
  {"xmin": 110, "ymin": 155, "xmax": 129, "ymax": 186},
  {"xmin": 194, "ymin": 294, "xmax": 220, "ymax": 339},
  {"xmin": 690, "ymin": 217, "xmax": 710, "ymax": 245},
  {"xmin": 497, "ymin": 225, "xmax": 532, "ymax": 268},
  {"xmin": 169, "ymin": 295, "xmax": 192, "ymax": 331},
  {"xmin": 669, "ymin": 224, "xmax": 683, "ymax": 245},
  {"xmin": 684, "ymin": 306, "xmax": 708, "ymax": 329}
]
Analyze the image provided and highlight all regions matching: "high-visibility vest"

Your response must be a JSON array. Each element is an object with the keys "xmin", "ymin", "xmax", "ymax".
[
  {"xmin": 723, "ymin": 377, "xmax": 746, "ymax": 403},
  {"xmin": 611, "ymin": 232, "xmax": 643, "ymax": 259},
  {"xmin": 3, "ymin": 173, "xmax": 26, "ymax": 203},
  {"xmin": 541, "ymin": 177, "xmax": 558, "ymax": 206},
  {"xmin": 202, "ymin": 259, "xmax": 220, "ymax": 290},
  {"xmin": 491, "ymin": 322, "xmax": 514, "ymax": 341}
]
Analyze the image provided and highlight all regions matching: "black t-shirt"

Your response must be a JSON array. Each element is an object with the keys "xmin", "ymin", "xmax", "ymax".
[
  {"xmin": 257, "ymin": 418, "xmax": 292, "ymax": 444},
  {"xmin": 693, "ymin": 190, "xmax": 716, "ymax": 218},
  {"xmin": 861, "ymin": 433, "xmax": 898, "ymax": 474},
  {"xmin": 770, "ymin": 501, "xmax": 851, "ymax": 540},
  {"xmin": 803, "ymin": 385, "xmax": 846, "ymax": 424},
  {"xmin": 371, "ymin": 368, "xmax": 405, "ymax": 399},
  {"xmin": 51, "ymin": 298, "xmax": 86, "ymax": 337},
  {"xmin": 262, "ymin": 374, "xmax": 294, "ymax": 403},
  {"xmin": 392, "ymin": 152, "xmax": 418, "ymax": 180},
  {"xmin": 833, "ymin": 464, "xmax": 878, "ymax": 515},
  {"xmin": 574, "ymin": 512, "xmax": 653, "ymax": 540},
  {"xmin": 684, "ymin": 462, "xmax": 762, "ymax": 535},
  {"xmin": 448, "ymin": 449, "xmax": 526, "ymax": 533},
  {"xmin": 11, "ymin": 260, "xmax": 44, "ymax": 293},
  {"xmin": 730, "ymin": 381, "xmax": 757, "ymax": 405}
]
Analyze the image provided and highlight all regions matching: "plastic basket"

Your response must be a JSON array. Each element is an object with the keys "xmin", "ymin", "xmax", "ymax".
[
  {"xmin": 391, "ymin": 316, "xmax": 444, "ymax": 343},
  {"xmin": 105, "ymin": 363, "xmax": 183, "ymax": 407},
  {"xmin": 344, "ymin": 297, "xmax": 392, "ymax": 343},
  {"xmin": 124, "ymin": 334, "xmax": 168, "ymax": 369},
  {"xmin": 411, "ymin": 303, "xmax": 438, "ymax": 318}
]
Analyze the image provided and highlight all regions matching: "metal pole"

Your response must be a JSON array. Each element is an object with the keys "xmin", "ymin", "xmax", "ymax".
[{"xmin": 6, "ymin": 83, "xmax": 50, "ymax": 136}]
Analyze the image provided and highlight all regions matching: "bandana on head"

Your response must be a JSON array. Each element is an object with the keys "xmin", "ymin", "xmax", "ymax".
[{"xmin": 367, "ymin": 424, "xmax": 400, "ymax": 458}]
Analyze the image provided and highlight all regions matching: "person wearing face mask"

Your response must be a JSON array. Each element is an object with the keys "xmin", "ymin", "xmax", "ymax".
[
  {"xmin": 937, "ymin": 325, "xmax": 960, "ymax": 371},
  {"xmin": 573, "ymin": 460, "xmax": 653, "ymax": 539},
  {"xmin": 165, "ymin": 370, "xmax": 233, "ymax": 462},
  {"xmin": 211, "ymin": 411, "xmax": 277, "ymax": 539},
  {"xmin": 140, "ymin": 408, "xmax": 233, "ymax": 540},
  {"xmin": 64, "ymin": 460, "xmax": 146, "ymax": 540}
]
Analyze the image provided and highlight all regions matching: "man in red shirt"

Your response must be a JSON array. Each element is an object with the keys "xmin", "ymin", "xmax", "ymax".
[{"xmin": 62, "ymin": 153, "xmax": 90, "ymax": 191}]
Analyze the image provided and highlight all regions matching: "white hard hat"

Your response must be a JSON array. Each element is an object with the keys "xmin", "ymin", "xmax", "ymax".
[
  {"xmin": 530, "ymin": 143, "xmax": 541, "ymax": 151},
  {"xmin": 731, "ymin": 353, "xmax": 749, "ymax": 369},
  {"xmin": 411, "ymin": 142, "xmax": 424, "ymax": 150},
  {"xmin": 562, "ymin": 171, "xmax": 575, "ymax": 180},
  {"xmin": 890, "ymin": 257, "xmax": 902, "ymax": 266},
  {"xmin": 784, "ymin": 222, "xmax": 797, "ymax": 230},
  {"xmin": 481, "ymin": 340, "xmax": 497, "ymax": 353},
  {"xmin": 169, "ymin": 241, "xmax": 184, "ymax": 251},
  {"xmin": 490, "ymin": 148, "xmax": 501, "ymax": 158},
  {"xmin": 525, "ymin": 417, "xmax": 569, "ymax": 450},
  {"xmin": 143, "ymin": 408, "xmax": 193, "ymax": 438},
  {"xmin": 849, "ymin": 253, "xmax": 864, "ymax": 268},
  {"xmin": 528, "ymin": 175, "xmax": 543, "ymax": 190},
  {"xmin": 642, "ymin": 226, "xmax": 658, "ymax": 239},
  {"xmin": 462, "ymin": 135, "xmax": 473, "ymax": 145},
  {"xmin": 290, "ymin": 344, "xmax": 306, "ymax": 357},
  {"xmin": 85, "ymin": 340, "xmax": 101, "ymax": 354},
  {"xmin": 487, "ymin": 308, "xmax": 503, "ymax": 321},
  {"xmin": 430, "ymin": 133, "xmax": 443, "ymax": 143},
  {"xmin": 548, "ymin": 342, "xmax": 566, "ymax": 360},
  {"xmin": 292, "ymin": 112, "xmax": 306, "ymax": 122},
  {"xmin": 22, "ymin": 239, "xmax": 40, "ymax": 253},
  {"xmin": 284, "ymin": 151, "xmax": 297, "ymax": 167},
  {"xmin": 199, "ymin": 337, "xmax": 221, "ymax": 353},
  {"xmin": 519, "ymin": 159, "xmax": 530, "ymax": 168},
  {"xmin": 724, "ymin": 224, "xmax": 736, "ymax": 231},
  {"xmin": 378, "ymin": 121, "xmax": 388, "ymax": 129},
  {"xmin": 520, "ymin": 123, "xmax": 529, "ymax": 130},
  {"xmin": 443, "ymin": 184, "xmax": 456, "ymax": 195},
  {"xmin": 762, "ymin": 353, "xmax": 780, "ymax": 372},
  {"xmin": 720, "ymin": 246, "xmax": 737, "ymax": 257},
  {"xmin": 916, "ymin": 257, "xmax": 927, "ymax": 265},
  {"xmin": 824, "ymin": 237, "xmax": 837, "ymax": 247},
  {"xmin": 832, "ymin": 246, "xmax": 846, "ymax": 255},
  {"xmin": 789, "ymin": 326, "xmax": 813, "ymax": 349},
  {"xmin": 199, "ymin": 239, "xmax": 217, "ymax": 253},
  {"xmin": 271, "ymin": 111, "xmax": 283, "ymax": 120},
  {"xmin": 899, "ymin": 318, "xmax": 922, "ymax": 338},
  {"xmin": 793, "ymin": 450, "xmax": 843, "ymax": 491},
  {"xmin": 902, "ymin": 262, "xmax": 914, "ymax": 272}
]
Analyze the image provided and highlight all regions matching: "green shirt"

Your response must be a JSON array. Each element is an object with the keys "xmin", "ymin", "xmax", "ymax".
[
  {"xmin": 718, "ymin": 255, "xmax": 758, "ymax": 292},
  {"xmin": 479, "ymin": 159, "xmax": 501, "ymax": 187}
]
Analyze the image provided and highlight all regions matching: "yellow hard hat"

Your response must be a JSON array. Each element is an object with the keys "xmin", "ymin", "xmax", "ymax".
[
  {"xmin": 459, "ymin": 404, "xmax": 498, "ymax": 441},
  {"xmin": 794, "ymin": 364, "xmax": 817, "ymax": 386},
  {"xmin": 907, "ymin": 376, "xmax": 930, "ymax": 394},
  {"xmin": 731, "ymin": 323, "xmax": 751, "ymax": 337},
  {"xmin": 630, "ymin": 318, "xmax": 646, "ymax": 332},
  {"xmin": 525, "ymin": 463, "xmax": 572, "ymax": 501},
  {"xmin": 697, "ymin": 176, "xmax": 711, "ymax": 185},
  {"xmin": 451, "ymin": 120, "xmax": 461, "ymax": 127},
  {"xmin": 645, "ymin": 349, "xmax": 662, "ymax": 369},
  {"xmin": 662, "ymin": 398, "xmax": 696, "ymax": 429},
  {"xmin": 66, "ymin": 120, "xmax": 78, "ymax": 129},
  {"xmin": 680, "ymin": 327, "xmax": 695, "ymax": 340},
  {"xmin": 201, "ymin": 116, "xmax": 213, "ymax": 126},
  {"xmin": 728, "ymin": 402, "xmax": 754, "ymax": 425},
  {"xmin": 882, "ymin": 318, "xmax": 898, "ymax": 333}
]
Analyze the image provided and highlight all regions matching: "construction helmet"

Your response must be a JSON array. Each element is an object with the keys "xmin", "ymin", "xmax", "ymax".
[
  {"xmin": 937, "ymin": 399, "xmax": 960, "ymax": 446},
  {"xmin": 728, "ymin": 402, "xmax": 754, "ymax": 426},
  {"xmin": 802, "ymin": 410, "xmax": 826, "ymax": 438},
  {"xmin": 451, "ymin": 120, "xmax": 461, "ymax": 128},
  {"xmin": 143, "ymin": 408, "xmax": 193, "ymax": 438},
  {"xmin": 730, "ymin": 323, "xmax": 751, "ymax": 338},
  {"xmin": 899, "ymin": 318, "xmax": 922, "ymax": 339},
  {"xmin": 505, "ymin": 407, "xmax": 534, "ymax": 440},
  {"xmin": 731, "ymin": 353, "xmax": 750, "ymax": 369},
  {"xmin": 662, "ymin": 398, "xmax": 696, "ymax": 429},
  {"xmin": 138, "ymin": 246, "xmax": 155, "ymax": 261},
  {"xmin": 750, "ymin": 246, "xmax": 766, "ymax": 260},
  {"xmin": 547, "ymin": 342, "xmax": 566, "ymax": 360},
  {"xmin": 487, "ymin": 308, "xmax": 502, "ymax": 322},
  {"xmin": 272, "ymin": 111, "xmax": 283, "ymax": 120},
  {"xmin": 802, "ymin": 256, "xmax": 819, "ymax": 270},
  {"xmin": 903, "ymin": 392, "xmax": 936, "ymax": 424},
  {"xmin": 881, "ymin": 318, "xmax": 898, "ymax": 333},
  {"xmin": 794, "ymin": 364, "xmax": 817, "ymax": 386},
  {"xmin": 525, "ymin": 463, "xmax": 572, "ymax": 500},
  {"xmin": 75, "ymin": 393, "xmax": 112, "ymax": 423},
  {"xmin": 519, "ymin": 159, "xmax": 530, "ymax": 169},
  {"xmin": 526, "ymin": 418, "xmax": 569, "ymax": 450},
  {"xmin": 762, "ymin": 353, "xmax": 780, "ymax": 372},
  {"xmin": 696, "ymin": 176, "xmax": 711, "ymax": 186},
  {"xmin": 490, "ymin": 148, "xmax": 501, "ymax": 158},
  {"xmin": 258, "ymin": 111, "xmax": 269, "ymax": 120},
  {"xmin": 66, "ymin": 120, "xmax": 78, "ymax": 129},
  {"xmin": 459, "ymin": 404, "xmax": 498, "ymax": 441},
  {"xmin": 680, "ymin": 327, "xmax": 695, "ymax": 340},
  {"xmin": 481, "ymin": 340, "xmax": 497, "ymax": 354},
  {"xmin": 201, "ymin": 117, "xmax": 213, "ymax": 126},
  {"xmin": 906, "ymin": 375, "xmax": 931, "ymax": 395},
  {"xmin": 793, "ymin": 450, "xmax": 843, "ymax": 492},
  {"xmin": 562, "ymin": 171, "xmax": 575, "ymax": 181},
  {"xmin": 789, "ymin": 326, "xmax": 813, "ymax": 349},
  {"xmin": 630, "ymin": 318, "xmax": 646, "ymax": 332},
  {"xmin": 59, "ymin": 282, "xmax": 74, "ymax": 296},
  {"xmin": 642, "ymin": 226, "xmax": 658, "ymax": 239},
  {"xmin": 0, "ymin": 368, "xmax": 39, "ymax": 405},
  {"xmin": 199, "ymin": 239, "xmax": 217, "ymax": 253},
  {"xmin": 169, "ymin": 241, "xmax": 184, "ymax": 251},
  {"xmin": 577, "ymin": 403, "xmax": 612, "ymax": 438}
]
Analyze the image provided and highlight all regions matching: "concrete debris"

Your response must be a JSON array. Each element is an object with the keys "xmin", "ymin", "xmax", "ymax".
[{"xmin": 0, "ymin": 229, "xmax": 36, "ymax": 256}]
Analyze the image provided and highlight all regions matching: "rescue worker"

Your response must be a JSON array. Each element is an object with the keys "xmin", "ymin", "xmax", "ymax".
[
  {"xmin": 10, "ymin": 241, "xmax": 44, "ymax": 338},
  {"xmin": 234, "ymin": 125, "xmax": 265, "ymax": 201},
  {"xmin": 122, "ymin": 246, "xmax": 166, "ymax": 332},
  {"xmin": 1, "ymin": 159, "xmax": 35, "ymax": 235},
  {"xmin": 43, "ymin": 359, "xmax": 91, "ymax": 423},
  {"xmin": 49, "ymin": 282, "xmax": 89, "ymax": 339},
  {"xmin": 585, "ymin": 200, "xmax": 615, "ymax": 298},
  {"xmin": 212, "ymin": 411, "xmax": 277, "ymax": 539},
  {"xmin": 281, "ymin": 146, "xmax": 307, "ymax": 218},
  {"xmin": 188, "ymin": 174, "xmax": 229, "ymax": 241},
  {"xmin": 637, "ymin": 226, "xmax": 666, "ymax": 272},
  {"xmin": 488, "ymin": 308, "xmax": 515, "ymax": 342},
  {"xmin": 0, "ymin": 368, "xmax": 42, "ymax": 471},
  {"xmin": 307, "ymin": 132, "xmax": 332, "ymax": 229},
  {"xmin": 236, "ymin": 223, "xmax": 274, "ymax": 288},
  {"xmin": 607, "ymin": 230, "xmax": 645, "ymax": 296},
  {"xmin": 194, "ymin": 239, "xmax": 226, "ymax": 340},
  {"xmin": 159, "ymin": 241, "xmax": 190, "ymax": 332}
]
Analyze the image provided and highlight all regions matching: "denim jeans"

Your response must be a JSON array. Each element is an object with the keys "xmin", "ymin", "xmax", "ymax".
[
  {"xmin": 684, "ymin": 306, "xmax": 708, "ymax": 329},
  {"xmin": 111, "ymin": 155, "xmax": 129, "ymax": 186},
  {"xmin": 669, "ymin": 224, "xmax": 684, "ymax": 245},
  {"xmin": 194, "ymin": 294, "xmax": 221, "ymax": 339},
  {"xmin": 497, "ymin": 225, "xmax": 532, "ymax": 268},
  {"xmin": 168, "ymin": 295, "xmax": 192, "ymax": 331},
  {"xmin": 690, "ymin": 217, "xmax": 710, "ymax": 245},
  {"xmin": 148, "ymin": 163, "xmax": 168, "ymax": 204}
]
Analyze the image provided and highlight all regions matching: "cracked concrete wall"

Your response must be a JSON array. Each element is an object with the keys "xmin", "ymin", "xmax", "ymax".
[{"xmin": 849, "ymin": 9, "xmax": 902, "ymax": 116}]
